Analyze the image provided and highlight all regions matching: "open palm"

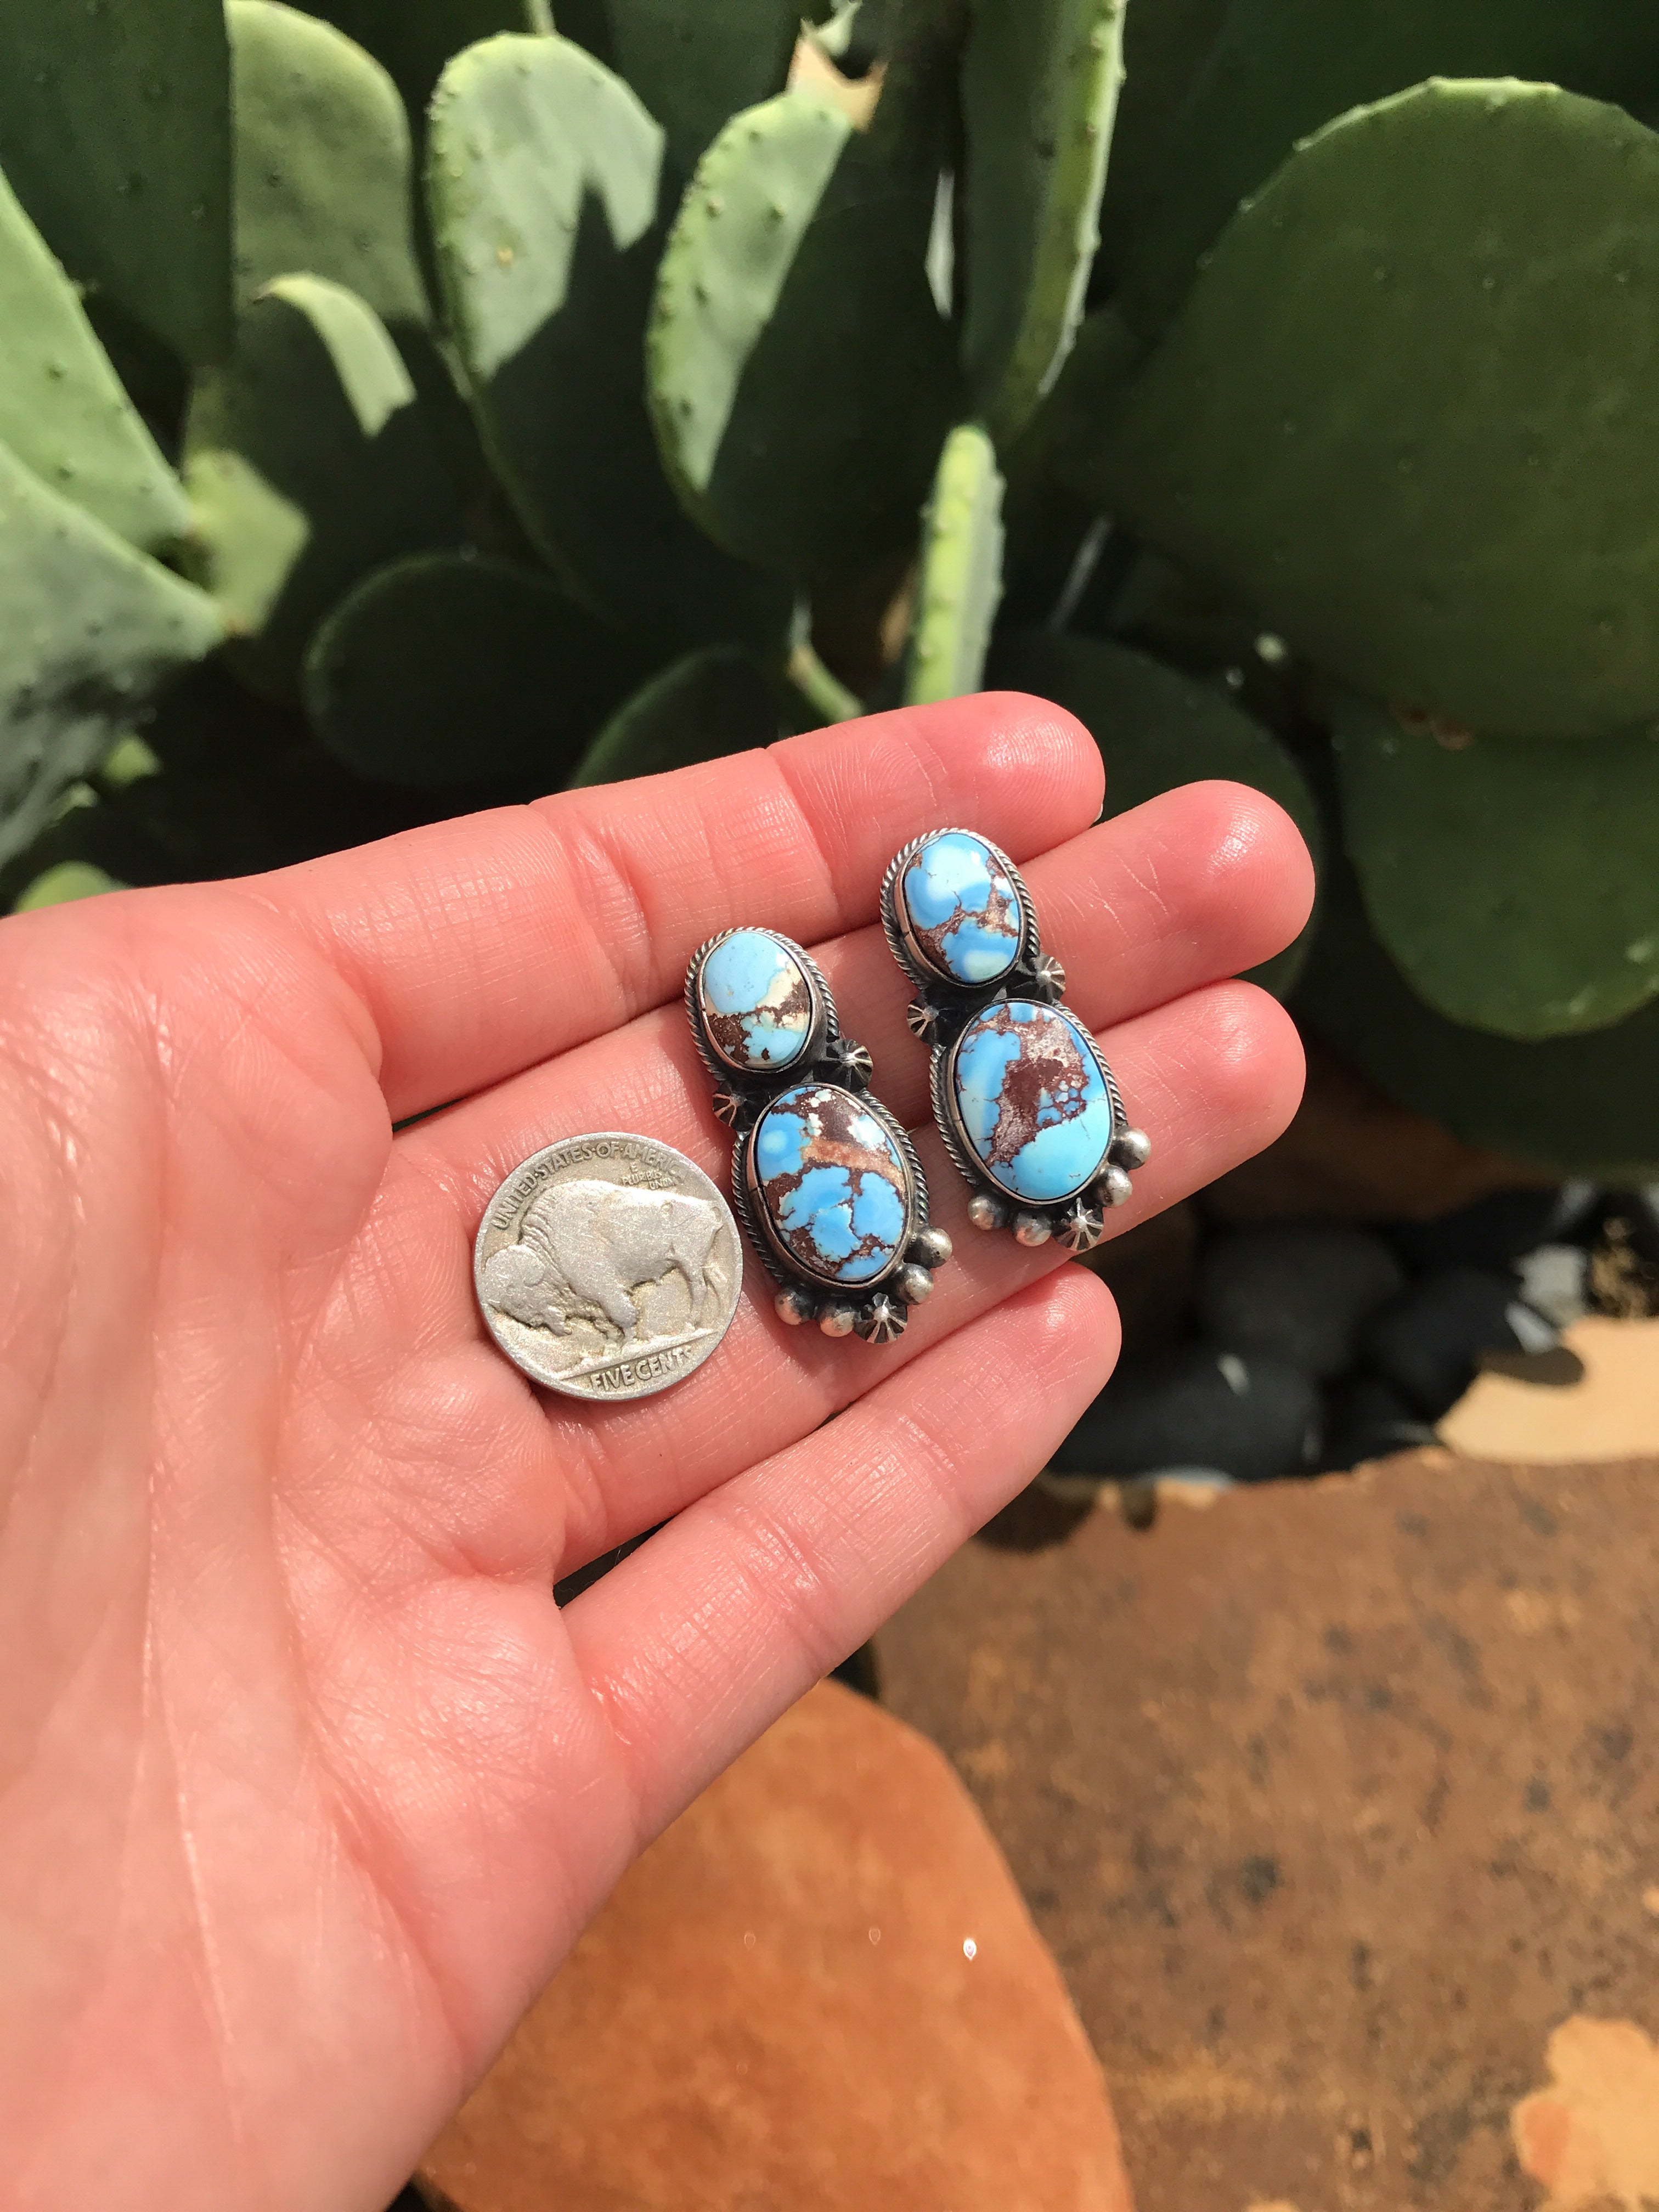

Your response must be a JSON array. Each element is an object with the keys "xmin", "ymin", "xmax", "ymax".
[{"xmin": 0, "ymin": 696, "xmax": 1311, "ymax": 2212}]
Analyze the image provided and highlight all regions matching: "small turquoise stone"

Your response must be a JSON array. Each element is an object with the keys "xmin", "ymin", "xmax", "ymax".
[
  {"xmin": 899, "ymin": 830, "xmax": 1023, "ymax": 986},
  {"xmin": 952, "ymin": 1001, "xmax": 1115, "ymax": 1204},
  {"xmin": 698, "ymin": 929, "xmax": 814, "ymax": 1073},
  {"xmin": 752, "ymin": 1082, "xmax": 910, "ymax": 1285}
]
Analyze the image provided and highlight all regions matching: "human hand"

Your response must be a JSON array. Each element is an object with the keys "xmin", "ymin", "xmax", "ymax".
[{"xmin": 0, "ymin": 696, "xmax": 1311, "ymax": 2212}]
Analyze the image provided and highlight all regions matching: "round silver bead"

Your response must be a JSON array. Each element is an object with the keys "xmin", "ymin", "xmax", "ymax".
[
  {"xmin": 1110, "ymin": 1126, "xmax": 1152, "ymax": 1171},
  {"xmin": 895, "ymin": 1263, "xmax": 934, "ymax": 1305},
  {"xmin": 1013, "ymin": 1211, "xmax": 1053, "ymax": 1248},
  {"xmin": 1097, "ymin": 1163, "xmax": 1134, "ymax": 1208},
  {"xmin": 967, "ymin": 1192, "xmax": 1010, "ymax": 1232},
  {"xmin": 774, "ymin": 1286, "xmax": 816, "ymax": 1328},
  {"xmin": 819, "ymin": 1301, "xmax": 859, "ymax": 1338},
  {"xmin": 907, "ymin": 1225, "xmax": 953, "ymax": 1269},
  {"xmin": 905, "ymin": 997, "xmax": 938, "ymax": 1045}
]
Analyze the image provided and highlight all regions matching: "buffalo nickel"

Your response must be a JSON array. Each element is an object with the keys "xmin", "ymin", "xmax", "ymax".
[{"xmin": 474, "ymin": 1133, "xmax": 742, "ymax": 1401}]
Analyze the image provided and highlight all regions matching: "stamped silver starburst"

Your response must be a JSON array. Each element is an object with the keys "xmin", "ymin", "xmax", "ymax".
[
  {"xmin": 1056, "ymin": 1198, "xmax": 1107, "ymax": 1254},
  {"xmin": 905, "ymin": 996, "xmax": 938, "ymax": 1045},
  {"xmin": 711, "ymin": 1084, "xmax": 743, "ymax": 1126},
  {"xmin": 856, "ymin": 1294, "xmax": 908, "ymax": 1345},
  {"xmin": 822, "ymin": 1035, "xmax": 873, "ymax": 1090},
  {"xmin": 1031, "ymin": 952, "xmax": 1068, "ymax": 1001}
]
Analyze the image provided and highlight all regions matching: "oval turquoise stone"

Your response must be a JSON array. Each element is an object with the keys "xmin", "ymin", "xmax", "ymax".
[
  {"xmin": 752, "ymin": 1082, "xmax": 910, "ymax": 1285},
  {"xmin": 952, "ymin": 1001, "xmax": 1115, "ymax": 1204},
  {"xmin": 899, "ymin": 830, "xmax": 1023, "ymax": 985},
  {"xmin": 698, "ymin": 929, "xmax": 813, "ymax": 1073}
]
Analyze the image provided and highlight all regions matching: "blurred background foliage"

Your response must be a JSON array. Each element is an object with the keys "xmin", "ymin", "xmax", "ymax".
[{"xmin": 1, "ymin": 0, "xmax": 1657, "ymax": 1173}]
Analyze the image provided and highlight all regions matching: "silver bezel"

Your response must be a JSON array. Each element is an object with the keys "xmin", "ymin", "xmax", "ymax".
[
  {"xmin": 880, "ymin": 826, "xmax": 1041, "ymax": 998},
  {"xmin": 685, "ymin": 927, "xmax": 836, "ymax": 1088},
  {"xmin": 933, "ymin": 1002, "xmax": 1130, "ymax": 1229},
  {"xmin": 736, "ymin": 1083, "xmax": 929, "ymax": 1299}
]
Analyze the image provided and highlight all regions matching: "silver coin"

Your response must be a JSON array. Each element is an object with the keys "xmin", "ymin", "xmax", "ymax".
[{"xmin": 473, "ymin": 1133, "xmax": 742, "ymax": 1401}]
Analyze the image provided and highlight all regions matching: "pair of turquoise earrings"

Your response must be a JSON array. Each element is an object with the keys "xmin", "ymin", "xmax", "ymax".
[{"xmin": 685, "ymin": 829, "xmax": 1150, "ymax": 1345}]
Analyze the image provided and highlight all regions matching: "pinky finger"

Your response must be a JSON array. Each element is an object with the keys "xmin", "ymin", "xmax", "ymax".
[{"xmin": 564, "ymin": 1266, "xmax": 1120, "ymax": 1852}]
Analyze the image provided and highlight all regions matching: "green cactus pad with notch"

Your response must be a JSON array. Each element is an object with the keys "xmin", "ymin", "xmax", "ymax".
[
  {"xmin": 571, "ymin": 644, "xmax": 781, "ymax": 786},
  {"xmin": 989, "ymin": 628, "xmax": 1321, "ymax": 996},
  {"xmin": 1082, "ymin": 81, "xmax": 1659, "ymax": 738},
  {"xmin": 428, "ymin": 33, "xmax": 788, "ymax": 653},
  {"xmin": 0, "ymin": 440, "xmax": 225, "ymax": 871},
  {"xmin": 1293, "ymin": 842, "xmax": 1659, "ymax": 1180},
  {"xmin": 548, "ymin": 0, "xmax": 803, "ymax": 181},
  {"xmin": 294, "ymin": 2, "xmax": 543, "ymax": 127},
  {"xmin": 0, "ymin": 0, "xmax": 232, "ymax": 366},
  {"xmin": 304, "ymin": 551, "xmax": 645, "ymax": 786},
  {"xmin": 227, "ymin": 1, "xmax": 429, "ymax": 329},
  {"xmin": 1334, "ymin": 695, "xmax": 1659, "ymax": 1042},
  {"xmin": 0, "ymin": 168, "xmax": 188, "ymax": 555},
  {"xmin": 958, "ymin": 0, "xmax": 1127, "ymax": 445},
  {"xmin": 183, "ymin": 275, "xmax": 462, "ymax": 699},
  {"xmin": 906, "ymin": 424, "xmax": 1005, "ymax": 704},
  {"xmin": 1114, "ymin": 0, "xmax": 1659, "ymax": 336},
  {"xmin": 648, "ymin": 86, "xmax": 959, "ymax": 579}
]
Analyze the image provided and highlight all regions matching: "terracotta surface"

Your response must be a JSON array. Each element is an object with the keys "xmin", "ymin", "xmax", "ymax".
[
  {"xmin": 1512, "ymin": 2016, "xmax": 1659, "ymax": 2210},
  {"xmin": 877, "ymin": 1453, "xmax": 1659, "ymax": 2211},
  {"xmin": 1441, "ymin": 1317, "xmax": 1659, "ymax": 1463},
  {"xmin": 419, "ymin": 1680, "xmax": 1132, "ymax": 2212},
  {"xmin": 1204, "ymin": 1037, "xmax": 1552, "ymax": 1225}
]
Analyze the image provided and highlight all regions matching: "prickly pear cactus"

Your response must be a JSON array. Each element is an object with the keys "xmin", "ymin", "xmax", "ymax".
[
  {"xmin": 0, "ymin": 0, "xmax": 1656, "ymax": 1175},
  {"xmin": 906, "ymin": 424, "xmax": 1006, "ymax": 704}
]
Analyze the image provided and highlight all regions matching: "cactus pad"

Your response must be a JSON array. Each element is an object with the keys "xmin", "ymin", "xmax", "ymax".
[
  {"xmin": 227, "ymin": 1, "xmax": 429, "ymax": 330},
  {"xmin": 1293, "ymin": 843, "xmax": 1659, "ymax": 1181},
  {"xmin": 571, "ymin": 645, "xmax": 782, "ymax": 786},
  {"xmin": 304, "ymin": 551, "xmax": 644, "ymax": 785},
  {"xmin": 429, "ymin": 34, "xmax": 788, "ymax": 652},
  {"xmin": 0, "ymin": 168, "xmax": 188, "ymax": 554},
  {"xmin": 958, "ymin": 0, "xmax": 1128, "ymax": 445},
  {"xmin": 905, "ymin": 424, "xmax": 1005, "ymax": 704},
  {"xmin": 548, "ymin": 0, "xmax": 803, "ymax": 180},
  {"xmin": 0, "ymin": 0, "xmax": 233, "ymax": 365},
  {"xmin": 295, "ymin": 2, "xmax": 543, "ymax": 127},
  {"xmin": 183, "ymin": 276, "xmax": 462, "ymax": 698},
  {"xmin": 989, "ymin": 628, "xmax": 1321, "ymax": 995},
  {"xmin": 0, "ymin": 440, "xmax": 224, "ymax": 870},
  {"xmin": 1115, "ymin": 1, "xmax": 1659, "ymax": 336},
  {"xmin": 1084, "ymin": 81, "xmax": 1659, "ymax": 737},
  {"xmin": 648, "ymin": 87, "xmax": 958, "ymax": 577},
  {"xmin": 1335, "ymin": 696, "xmax": 1659, "ymax": 1041}
]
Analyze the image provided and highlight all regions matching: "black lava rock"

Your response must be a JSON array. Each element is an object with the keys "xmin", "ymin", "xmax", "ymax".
[
  {"xmin": 1049, "ymin": 1345, "xmax": 1322, "ymax": 1484},
  {"xmin": 1321, "ymin": 1376, "xmax": 1439, "ymax": 1471},
  {"xmin": 1386, "ymin": 1184, "xmax": 1595, "ymax": 1274},
  {"xmin": 1197, "ymin": 1223, "xmax": 1404, "ymax": 1379},
  {"xmin": 1359, "ymin": 1267, "xmax": 1558, "ymax": 1420}
]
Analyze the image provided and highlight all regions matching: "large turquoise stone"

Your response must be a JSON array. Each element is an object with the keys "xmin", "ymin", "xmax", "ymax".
[
  {"xmin": 898, "ymin": 830, "xmax": 1023, "ymax": 986},
  {"xmin": 751, "ymin": 1082, "xmax": 910, "ymax": 1285},
  {"xmin": 698, "ymin": 929, "xmax": 814, "ymax": 1073},
  {"xmin": 952, "ymin": 1001, "xmax": 1115, "ymax": 1204}
]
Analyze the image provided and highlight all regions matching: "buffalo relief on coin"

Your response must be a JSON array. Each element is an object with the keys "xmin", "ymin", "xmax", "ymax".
[
  {"xmin": 474, "ymin": 1133, "xmax": 742, "ymax": 1400},
  {"xmin": 686, "ymin": 928, "xmax": 950, "ymax": 1344}
]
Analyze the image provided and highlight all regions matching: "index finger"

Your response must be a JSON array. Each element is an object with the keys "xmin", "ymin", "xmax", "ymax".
[{"xmin": 250, "ymin": 692, "xmax": 1103, "ymax": 1123}]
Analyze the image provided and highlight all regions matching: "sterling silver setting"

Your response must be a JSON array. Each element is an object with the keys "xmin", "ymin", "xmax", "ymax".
[
  {"xmin": 881, "ymin": 828, "xmax": 1150, "ymax": 1247},
  {"xmin": 686, "ymin": 928, "xmax": 950, "ymax": 1342}
]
